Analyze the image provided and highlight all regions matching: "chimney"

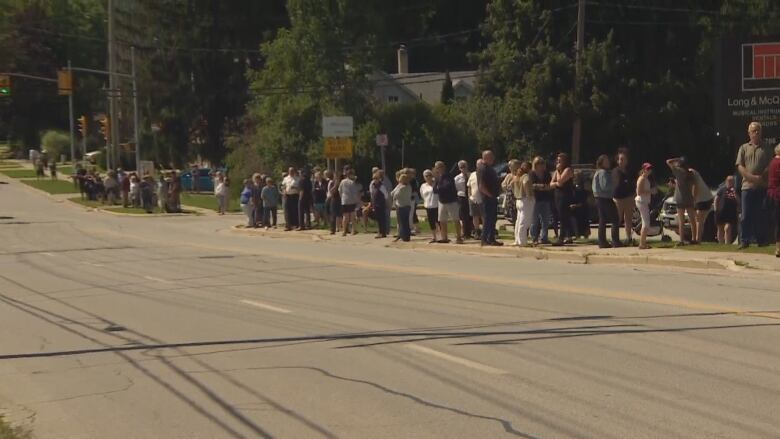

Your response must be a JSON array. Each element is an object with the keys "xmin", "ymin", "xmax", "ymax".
[{"xmin": 397, "ymin": 44, "xmax": 408, "ymax": 75}]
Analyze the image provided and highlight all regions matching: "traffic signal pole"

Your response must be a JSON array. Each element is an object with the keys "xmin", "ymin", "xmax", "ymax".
[
  {"xmin": 67, "ymin": 60, "xmax": 76, "ymax": 163},
  {"xmin": 571, "ymin": 0, "xmax": 586, "ymax": 164},
  {"xmin": 131, "ymin": 47, "xmax": 140, "ymax": 172}
]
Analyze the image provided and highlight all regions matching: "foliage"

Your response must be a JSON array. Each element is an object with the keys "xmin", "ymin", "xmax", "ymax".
[
  {"xmin": 40, "ymin": 130, "xmax": 70, "ymax": 159},
  {"xmin": 0, "ymin": 415, "xmax": 31, "ymax": 439}
]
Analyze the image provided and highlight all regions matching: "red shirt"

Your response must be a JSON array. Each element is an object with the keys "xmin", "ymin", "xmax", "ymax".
[{"xmin": 769, "ymin": 157, "xmax": 780, "ymax": 202}]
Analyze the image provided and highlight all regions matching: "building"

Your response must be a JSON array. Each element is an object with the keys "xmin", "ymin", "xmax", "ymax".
[{"xmin": 372, "ymin": 45, "xmax": 477, "ymax": 105}]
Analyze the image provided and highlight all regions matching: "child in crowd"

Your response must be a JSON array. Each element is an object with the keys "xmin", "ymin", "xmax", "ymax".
[
  {"xmin": 240, "ymin": 179, "xmax": 253, "ymax": 227},
  {"xmin": 261, "ymin": 177, "xmax": 280, "ymax": 229}
]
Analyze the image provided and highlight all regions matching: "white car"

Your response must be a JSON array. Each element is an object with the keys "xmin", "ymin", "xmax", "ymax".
[{"xmin": 660, "ymin": 189, "xmax": 724, "ymax": 242}]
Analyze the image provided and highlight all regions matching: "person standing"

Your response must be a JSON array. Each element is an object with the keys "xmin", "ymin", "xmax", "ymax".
[
  {"xmin": 326, "ymin": 170, "xmax": 342, "ymax": 235},
  {"xmin": 592, "ymin": 154, "xmax": 619, "ymax": 248},
  {"xmin": 339, "ymin": 169, "xmax": 360, "ymax": 236},
  {"xmin": 455, "ymin": 160, "xmax": 473, "ymax": 239},
  {"xmin": 251, "ymin": 173, "xmax": 264, "ymax": 228},
  {"xmin": 691, "ymin": 165, "xmax": 714, "ymax": 243},
  {"xmin": 612, "ymin": 149, "xmax": 635, "ymax": 246},
  {"xmin": 240, "ymin": 179, "xmax": 253, "ymax": 227},
  {"xmin": 635, "ymin": 163, "xmax": 654, "ymax": 250},
  {"xmin": 736, "ymin": 121, "xmax": 773, "ymax": 249},
  {"xmin": 169, "ymin": 171, "xmax": 182, "ymax": 213},
  {"xmin": 502, "ymin": 160, "xmax": 520, "ymax": 225},
  {"xmin": 666, "ymin": 157, "xmax": 696, "ymax": 245},
  {"xmin": 312, "ymin": 171, "xmax": 328, "ymax": 228},
  {"xmin": 512, "ymin": 161, "xmax": 534, "ymax": 246},
  {"xmin": 529, "ymin": 156, "xmax": 553, "ymax": 245},
  {"xmin": 370, "ymin": 170, "xmax": 388, "ymax": 239},
  {"xmin": 467, "ymin": 159, "xmax": 484, "ymax": 238},
  {"xmin": 419, "ymin": 169, "xmax": 440, "ymax": 243},
  {"xmin": 121, "ymin": 170, "xmax": 131, "ymax": 208},
  {"xmin": 282, "ymin": 167, "xmax": 301, "ymax": 231},
  {"xmin": 550, "ymin": 153, "xmax": 575, "ymax": 246},
  {"xmin": 479, "ymin": 150, "xmax": 503, "ymax": 246},
  {"xmin": 49, "ymin": 161, "xmax": 57, "ymax": 180},
  {"xmin": 714, "ymin": 175, "xmax": 739, "ymax": 244},
  {"xmin": 214, "ymin": 172, "xmax": 229, "ymax": 215},
  {"xmin": 392, "ymin": 172, "xmax": 413, "ymax": 242},
  {"xmin": 433, "ymin": 161, "xmax": 463, "ymax": 244},
  {"xmin": 261, "ymin": 177, "xmax": 280, "ymax": 229},
  {"xmin": 767, "ymin": 143, "xmax": 780, "ymax": 257},
  {"xmin": 297, "ymin": 169, "xmax": 313, "ymax": 230}
]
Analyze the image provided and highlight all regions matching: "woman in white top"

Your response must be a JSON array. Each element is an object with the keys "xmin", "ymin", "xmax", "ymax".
[
  {"xmin": 467, "ymin": 159, "xmax": 484, "ymax": 236},
  {"xmin": 635, "ymin": 163, "xmax": 653, "ymax": 249},
  {"xmin": 512, "ymin": 162, "xmax": 534, "ymax": 246},
  {"xmin": 214, "ymin": 172, "xmax": 229, "ymax": 215},
  {"xmin": 419, "ymin": 169, "xmax": 440, "ymax": 243}
]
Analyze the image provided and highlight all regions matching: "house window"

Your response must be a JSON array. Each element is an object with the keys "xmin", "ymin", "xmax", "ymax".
[{"xmin": 387, "ymin": 95, "xmax": 399, "ymax": 103}]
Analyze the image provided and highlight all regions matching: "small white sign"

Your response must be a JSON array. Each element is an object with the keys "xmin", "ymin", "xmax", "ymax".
[
  {"xmin": 322, "ymin": 116, "xmax": 353, "ymax": 137},
  {"xmin": 375, "ymin": 134, "xmax": 388, "ymax": 146}
]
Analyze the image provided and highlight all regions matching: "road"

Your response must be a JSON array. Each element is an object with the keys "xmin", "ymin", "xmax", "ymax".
[{"xmin": 1, "ymin": 179, "xmax": 780, "ymax": 439}]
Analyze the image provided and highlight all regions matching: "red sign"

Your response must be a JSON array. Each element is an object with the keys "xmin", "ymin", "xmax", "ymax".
[{"xmin": 742, "ymin": 42, "xmax": 780, "ymax": 91}]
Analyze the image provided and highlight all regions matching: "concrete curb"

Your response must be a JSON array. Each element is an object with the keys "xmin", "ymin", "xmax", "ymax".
[
  {"xmin": 225, "ymin": 224, "xmax": 779, "ymax": 272},
  {"xmin": 64, "ymin": 198, "xmax": 200, "ymax": 217}
]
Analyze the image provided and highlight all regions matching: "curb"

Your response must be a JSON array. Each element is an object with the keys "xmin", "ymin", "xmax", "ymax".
[
  {"xmin": 225, "ymin": 224, "xmax": 779, "ymax": 272},
  {"xmin": 65, "ymin": 198, "xmax": 200, "ymax": 217}
]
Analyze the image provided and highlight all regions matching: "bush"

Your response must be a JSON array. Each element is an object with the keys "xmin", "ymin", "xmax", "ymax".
[{"xmin": 40, "ymin": 130, "xmax": 70, "ymax": 162}]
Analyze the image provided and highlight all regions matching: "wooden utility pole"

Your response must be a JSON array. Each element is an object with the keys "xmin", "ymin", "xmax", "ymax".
[{"xmin": 571, "ymin": 0, "xmax": 586, "ymax": 164}]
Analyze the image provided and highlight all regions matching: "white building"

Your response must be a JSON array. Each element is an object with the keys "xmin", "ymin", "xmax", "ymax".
[{"xmin": 372, "ymin": 45, "xmax": 477, "ymax": 105}]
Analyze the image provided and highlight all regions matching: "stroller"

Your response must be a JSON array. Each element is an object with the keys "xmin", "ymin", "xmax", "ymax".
[{"xmin": 632, "ymin": 189, "xmax": 671, "ymax": 241}]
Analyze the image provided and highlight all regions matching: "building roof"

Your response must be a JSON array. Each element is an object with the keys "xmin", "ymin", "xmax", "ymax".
[{"xmin": 388, "ymin": 71, "xmax": 478, "ymax": 104}]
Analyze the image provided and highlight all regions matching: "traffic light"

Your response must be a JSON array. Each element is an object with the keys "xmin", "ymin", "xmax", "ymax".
[
  {"xmin": 57, "ymin": 69, "xmax": 72, "ymax": 96},
  {"xmin": 0, "ymin": 75, "xmax": 10, "ymax": 97},
  {"xmin": 77, "ymin": 116, "xmax": 87, "ymax": 137},
  {"xmin": 99, "ymin": 116, "xmax": 110, "ymax": 141}
]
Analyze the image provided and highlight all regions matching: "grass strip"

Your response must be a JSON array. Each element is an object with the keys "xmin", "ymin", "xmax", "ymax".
[{"xmin": 20, "ymin": 179, "xmax": 79, "ymax": 194}]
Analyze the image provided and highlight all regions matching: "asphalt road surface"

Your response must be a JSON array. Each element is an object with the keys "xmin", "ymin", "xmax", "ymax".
[{"xmin": 1, "ymin": 180, "xmax": 780, "ymax": 439}]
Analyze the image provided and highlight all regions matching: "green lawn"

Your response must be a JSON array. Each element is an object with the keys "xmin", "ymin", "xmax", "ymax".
[
  {"xmin": 0, "ymin": 169, "xmax": 37, "ymax": 178},
  {"xmin": 180, "ymin": 193, "xmax": 241, "ymax": 212},
  {"xmin": 0, "ymin": 415, "xmax": 30, "ymax": 439},
  {"xmin": 20, "ymin": 179, "xmax": 79, "ymax": 194}
]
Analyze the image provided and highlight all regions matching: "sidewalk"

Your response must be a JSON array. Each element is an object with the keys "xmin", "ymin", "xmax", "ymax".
[{"xmin": 230, "ymin": 223, "xmax": 780, "ymax": 273}]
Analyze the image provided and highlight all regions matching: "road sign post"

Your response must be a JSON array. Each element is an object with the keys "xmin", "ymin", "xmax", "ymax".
[{"xmin": 376, "ymin": 134, "xmax": 388, "ymax": 172}]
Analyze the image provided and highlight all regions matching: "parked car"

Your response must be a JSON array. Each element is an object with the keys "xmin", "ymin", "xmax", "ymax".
[
  {"xmin": 180, "ymin": 168, "xmax": 217, "ymax": 192},
  {"xmin": 659, "ymin": 188, "xmax": 725, "ymax": 242}
]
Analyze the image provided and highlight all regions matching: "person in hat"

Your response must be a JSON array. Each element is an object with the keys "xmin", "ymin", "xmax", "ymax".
[{"xmin": 635, "ymin": 163, "xmax": 654, "ymax": 249}]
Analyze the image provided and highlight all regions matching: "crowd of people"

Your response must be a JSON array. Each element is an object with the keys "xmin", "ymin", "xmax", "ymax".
[
  {"xmin": 235, "ymin": 121, "xmax": 779, "ymax": 257},
  {"xmin": 72, "ymin": 165, "xmax": 184, "ymax": 214}
]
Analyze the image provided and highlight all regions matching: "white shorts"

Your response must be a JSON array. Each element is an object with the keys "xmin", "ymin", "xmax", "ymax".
[{"xmin": 438, "ymin": 202, "xmax": 459, "ymax": 222}]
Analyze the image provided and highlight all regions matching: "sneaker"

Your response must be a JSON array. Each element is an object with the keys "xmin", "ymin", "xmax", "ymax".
[
  {"xmin": 456, "ymin": 238, "xmax": 464, "ymax": 244},
  {"xmin": 598, "ymin": 243, "xmax": 611, "ymax": 249},
  {"xmin": 489, "ymin": 241, "xmax": 504, "ymax": 247},
  {"xmin": 437, "ymin": 239, "xmax": 451, "ymax": 244},
  {"xmin": 738, "ymin": 243, "xmax": 749, "ymax": 250}
]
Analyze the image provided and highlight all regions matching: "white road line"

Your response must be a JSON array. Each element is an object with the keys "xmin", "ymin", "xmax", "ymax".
[
  {"xmin": 143, "ymin": 276, "xmax": 173, "ymax": 284},
  {"xmin": 240, "ymin": 299, "xmax": 292, "ymax": 314},
  {"xmin": 407, "ymin": 344, "xmax": 508, "ymax": 375},
  {"xmin": 81, "ymin": 262, "xmax": 104, "ymax": 267},
  {"xmin": 41, "ymin": 252, "xmax": 56, "ymax": 257}
]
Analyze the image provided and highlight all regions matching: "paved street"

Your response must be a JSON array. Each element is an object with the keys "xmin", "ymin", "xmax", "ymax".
[{"xmin": 2, "ymin": 179, "xmax": 780, "ymax": 439}]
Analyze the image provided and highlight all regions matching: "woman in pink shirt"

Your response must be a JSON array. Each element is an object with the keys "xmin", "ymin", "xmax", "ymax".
[{"xmin": 768, "ymin": 144, "xmax": 780, "ymax": 257}]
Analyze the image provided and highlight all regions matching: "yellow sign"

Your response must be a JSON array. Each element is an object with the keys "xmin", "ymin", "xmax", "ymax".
[
  {"xmin": 57, "ymin": 69, "xmax": 72, "ymax": 96},
  {"xmin": 324, "ymin": 137, "xmax": 353, "ymax": 158}
]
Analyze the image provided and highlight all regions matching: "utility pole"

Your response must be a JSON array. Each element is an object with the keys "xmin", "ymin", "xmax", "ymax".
[
  {"xmin": 571, "ymin": 0, "xmax": 586, "ymax": 164},
  {"xmin": 107, "ymin": 0, "xmax": 118, "ymax": 170},
  {"xmin": 131, "ymin": 46, "xmax": 140, "ymax": 172},
  {"xmin": 67, "ymin": 60, "xmax": 76, "ymax": 164}
]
